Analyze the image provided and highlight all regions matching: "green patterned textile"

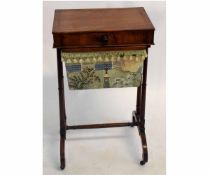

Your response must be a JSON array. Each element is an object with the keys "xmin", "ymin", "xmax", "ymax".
[{"xmin": 61, "ymin": 50, "xmax": 147, "ymax": 90}]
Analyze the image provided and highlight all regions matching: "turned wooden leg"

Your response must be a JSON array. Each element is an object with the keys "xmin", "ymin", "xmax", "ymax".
[
  {"xmin": 57, "ymin": 48, "xmax": 66, "ymax": 170},
  {"xmin": 139, "ymin": 127, "xmax": 148, "ymax": 165},
  {"xmin": 60, "ymin": 138, "xmax": 65, "ymax": 169},
  {"xmin": 132, "ymin": 111, "xmax": 148, "ymax": 165},
  {"xmin": 135, "ymin": 52, "xmax": 149, "ymax": 165}
]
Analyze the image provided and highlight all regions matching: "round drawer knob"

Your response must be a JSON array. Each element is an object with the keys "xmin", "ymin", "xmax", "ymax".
[{"xmin": 101, "ymin": 35, "xmax": 108, "ymax": 44}]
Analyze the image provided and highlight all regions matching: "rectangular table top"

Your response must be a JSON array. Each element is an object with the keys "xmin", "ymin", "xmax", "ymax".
[{"xmin": 52, "ymin": 7, "xmax": 155, "ymax": 34}]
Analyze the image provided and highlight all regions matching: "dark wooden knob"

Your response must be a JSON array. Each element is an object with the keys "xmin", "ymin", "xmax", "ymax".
[{"xmin": 101, "ymin": 35, "xmax": 108, "ymax": 44}]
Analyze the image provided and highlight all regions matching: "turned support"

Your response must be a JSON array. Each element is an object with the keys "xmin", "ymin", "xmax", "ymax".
[
  {"xmin": 57, "ymin": 48, "xmax": 67, "ymax": 170},
  {"xmin": 135, "ymin": 49, "xmax": 149, "ymax": 165}
]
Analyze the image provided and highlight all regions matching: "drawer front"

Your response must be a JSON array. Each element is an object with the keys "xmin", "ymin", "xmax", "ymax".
[
  {"xmin": 61, "ymin": 50, "xmax": 147, "ymax": 90},
  {"xmin": 53, "ymin": 30, "xmax": 154, "ymax": 48}
]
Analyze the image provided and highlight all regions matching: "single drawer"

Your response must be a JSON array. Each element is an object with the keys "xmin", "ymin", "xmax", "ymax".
[
  {"xmin": 53, "ymin": 30, "xmax": 154, "ymax": 48},
  {"xmin": 61, "ymin": 50, "xmax": 147, "ymax": 90}
]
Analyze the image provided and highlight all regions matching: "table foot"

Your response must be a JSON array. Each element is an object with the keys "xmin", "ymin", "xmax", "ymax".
[
  {"xmin": 140, "ymin": 160, "xmax": 145, "ymax": 165},
  {"xmin": 139, "ymin": 130, "xmax": 148, "ymax": 165},
  {"xmin": 132, "ymin": 111, "xmax": 148, "ymax": 164},
  {"xmin": 60, "ymin": 138, "xmax": 65, "ymax": 170},
  {"xmin": 60, "ymin": 157, "xmax": 65, "ymax": 170}
]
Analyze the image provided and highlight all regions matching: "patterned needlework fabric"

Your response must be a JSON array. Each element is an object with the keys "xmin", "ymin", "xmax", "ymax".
[{"xmin": 61, "ymin": 50, "xmax": 147, "ymax": 90}]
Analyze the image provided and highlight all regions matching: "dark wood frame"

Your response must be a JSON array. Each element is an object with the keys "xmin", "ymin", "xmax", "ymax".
[
  {"xmin": 56, "ymin": 47, "xmax": 149, "ymax": 169},
  {"xmin": 53, "ymin": 7, "xmax": 155, "ymax": 170}
]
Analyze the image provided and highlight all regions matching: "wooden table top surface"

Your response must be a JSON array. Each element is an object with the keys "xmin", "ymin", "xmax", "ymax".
[{"xmin": 52, "ymin": 7, "xmax": 155, "ymax": 34}]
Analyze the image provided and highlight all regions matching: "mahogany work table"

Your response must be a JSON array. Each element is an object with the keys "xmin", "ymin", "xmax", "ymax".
[{"xmin": 52, "ymin": 7, "xmax": 155, "ymax": 170}]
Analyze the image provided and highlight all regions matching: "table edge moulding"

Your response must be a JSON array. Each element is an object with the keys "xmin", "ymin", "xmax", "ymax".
[{"xmin": 52, "ymin": 7, "xmax": 155, "ymax": 170}]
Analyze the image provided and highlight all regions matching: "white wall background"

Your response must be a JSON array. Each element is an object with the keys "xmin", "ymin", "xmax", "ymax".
[{"xmin": 43, "ymin": 1, "xmax": 165, "ymax": 175}]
